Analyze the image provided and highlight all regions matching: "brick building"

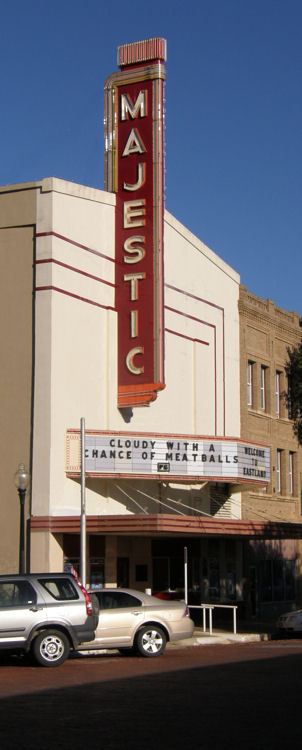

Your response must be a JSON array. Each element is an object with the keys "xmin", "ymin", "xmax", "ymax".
[{"xmin": 239, "ymin": 286, "xmax": 302, "ymax": 619}]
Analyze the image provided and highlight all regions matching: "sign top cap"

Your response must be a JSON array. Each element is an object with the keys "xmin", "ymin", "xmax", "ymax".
[{"xmin": 117, "ymin": 37, "xmax": 167, "ymax": 67}]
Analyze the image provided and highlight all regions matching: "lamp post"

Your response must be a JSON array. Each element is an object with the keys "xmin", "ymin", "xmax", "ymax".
[{"xmin": 14, "ymin": 463, "xmax": 30, "ymax": 574}]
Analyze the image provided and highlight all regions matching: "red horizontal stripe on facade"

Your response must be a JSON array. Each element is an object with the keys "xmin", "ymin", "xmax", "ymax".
[
  {"xmin": 30, "ymin": 514, "xmax": 302, "ymax": 539},
  {"xmin": 165, "ymin": 305, "xmax": 216, "ymax": 329},
  {"xmin": 165, "ymin": 328, "xmax": 209, "ymax": 346},
  {"xmin": 35, "ymin": 285, "xmax": 115, "ymax": 311},
  {"xmin": 36, "ymin": 258, "xmax": 116, "ymax": 287},
  {"xmin": 165, "ymin": 283, "xmax": 225, "ymax": 313},
  {"xmin": 36, "ymin": 231, "xmax": 115, "ymax": 264}
]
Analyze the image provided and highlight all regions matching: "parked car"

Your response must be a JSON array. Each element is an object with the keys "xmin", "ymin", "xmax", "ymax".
[
  {"xmin": 153, "ymin": 589, "xmax": 184, "ymax": 601},
  {"xmin": 0, "ymin": 573, "xmax": 98, "ymax": 666},
  {"xmin": 277, "ymin": 609, "xmax": 302, "ymax": 634},
  {"xmin": 79, "ymin": 587, "xmax": 194, "ymax": 657}
]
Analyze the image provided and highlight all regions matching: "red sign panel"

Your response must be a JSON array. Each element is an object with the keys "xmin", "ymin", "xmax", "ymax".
[{"xmin": 104, "ymin": 38, "xmax": 166, "ymax": 407}]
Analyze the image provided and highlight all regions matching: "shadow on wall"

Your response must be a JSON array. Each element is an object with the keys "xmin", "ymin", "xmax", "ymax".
[{"xmin": 84, "ymin": 478, "xmax": 211, "ymax": 516}]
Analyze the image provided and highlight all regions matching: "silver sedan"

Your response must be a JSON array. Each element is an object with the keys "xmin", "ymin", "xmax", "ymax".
[{"xmin": 78, "ymin": 588, "xmax": 194, "ymax": 657}]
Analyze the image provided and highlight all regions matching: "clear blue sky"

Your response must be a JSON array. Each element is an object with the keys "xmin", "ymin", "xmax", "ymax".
[{"xmin": 1, "ymin": 0, "xmax": 301, "ymax": 314}]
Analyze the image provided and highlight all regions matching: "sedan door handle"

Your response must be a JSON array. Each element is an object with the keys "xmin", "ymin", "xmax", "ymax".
[
  {"xmin": 29, "ymin": 605, "xmax": 43, "ymax": 612},
  {"xmin": 132, "ymin": 611, "xmax": 141, "ymax": 616}
]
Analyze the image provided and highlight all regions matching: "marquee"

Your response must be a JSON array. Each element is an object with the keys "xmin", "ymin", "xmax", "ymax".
[{"xmin": 66, "ymin": 430, "xmax": 270, "ymax": 484}]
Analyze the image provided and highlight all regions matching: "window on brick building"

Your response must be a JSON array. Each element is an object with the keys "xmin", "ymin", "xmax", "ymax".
[
  {"xmin": 288, "ymin": 452, "xmax": 294, "ymax": 495},
  {"xmin": 287, "ymin": 375, "xmax": 293, "ymax": 419},
  {"xmin": 260, "ymin": 365, "xmax": 267, "ymax": 410},
  {"xmin": 247, "ymin": 361, "xmax": 254, "ymax": 407},
  {"xmin": 276, "ymin": 449, "xmax": 282, "ymax": 494},
  {"xmin": 275, "ymin": 371, "xmax": 281, "ymax": 416}
]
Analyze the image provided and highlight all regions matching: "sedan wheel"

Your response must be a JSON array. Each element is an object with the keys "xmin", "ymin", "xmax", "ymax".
[
  {"xmin": 136, "ymin": 625, "xmax": 166, "ymax": 657},
  {"xmin": 32, "ymin": 630, "xmax": 70, "ymax": 667}
]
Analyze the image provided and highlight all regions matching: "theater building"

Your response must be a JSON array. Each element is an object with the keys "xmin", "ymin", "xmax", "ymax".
[{"xmin": 0, "ymin": 38, "xmax": 301, "ymax": 618}]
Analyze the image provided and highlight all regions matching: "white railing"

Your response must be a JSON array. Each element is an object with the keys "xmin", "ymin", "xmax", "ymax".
[{"xmin": 189, "ymin": 603, "xmax": 238, "ymax": 635}]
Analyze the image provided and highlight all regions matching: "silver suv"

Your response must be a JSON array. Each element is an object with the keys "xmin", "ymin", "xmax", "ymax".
[{"xmin": 0, "ymin": 573, "xmax": 98, "ymax": 667}]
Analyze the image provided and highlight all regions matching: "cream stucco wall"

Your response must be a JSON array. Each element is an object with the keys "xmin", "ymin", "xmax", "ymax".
[{"xmin": 28, "ymin": 178, "xmax": 241, "ymax": 519}]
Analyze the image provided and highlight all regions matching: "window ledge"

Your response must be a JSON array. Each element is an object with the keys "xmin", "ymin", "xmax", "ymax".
[{"xmin": 247, "ymin": 408, "xmax": 293, "ymax": 424}]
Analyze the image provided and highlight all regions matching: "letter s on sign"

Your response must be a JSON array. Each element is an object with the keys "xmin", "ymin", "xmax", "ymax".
[
  {"xmin": 126, "ymin": 347, "xmax": 144, "ymax": 375},
  {"xmin": 124, "ymin": 236, "xmax": 146, "ymax": 264}
]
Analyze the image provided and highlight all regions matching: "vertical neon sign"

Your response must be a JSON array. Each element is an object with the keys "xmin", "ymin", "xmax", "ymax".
[{"xmin": 104, "ymin": 38, "xmax": 166, "ymax": 407}]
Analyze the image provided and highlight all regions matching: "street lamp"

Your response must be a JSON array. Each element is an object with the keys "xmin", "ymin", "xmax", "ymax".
[{"xmin": 14, "ymin": 463, "xmax": 30, "ymax": 574}]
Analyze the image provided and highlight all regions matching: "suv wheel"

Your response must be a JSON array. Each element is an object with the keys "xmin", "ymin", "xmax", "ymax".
[
  {"xmin": 32, "ymin": 630, "xmax": 70, "ymax": 667},
  {"xmin": 136, "ymin": 625, "xmax": 166, "ymax": 657}
]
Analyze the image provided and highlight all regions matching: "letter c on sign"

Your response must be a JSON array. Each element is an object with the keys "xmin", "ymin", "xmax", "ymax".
[{"xmin": 126, "ymin": 347, "xmax": 144, "ymax": 375}]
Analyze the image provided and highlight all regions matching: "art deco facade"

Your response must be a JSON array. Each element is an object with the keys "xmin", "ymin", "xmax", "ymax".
[{"xmin": 0, "ymin": 177, "xmax": 240, "ymax": 575}]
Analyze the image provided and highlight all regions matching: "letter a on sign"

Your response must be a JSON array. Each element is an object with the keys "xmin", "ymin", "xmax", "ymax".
[{"xmin": 104, "ymin": 38, "xmax": 166, "ymax": 407}]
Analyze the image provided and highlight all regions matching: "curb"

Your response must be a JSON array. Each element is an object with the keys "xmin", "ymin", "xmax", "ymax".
[
  {"xmin": 168, "ymin": 631, "xmax": 270, "ymax": 648},
  {"xmin": 76, "ymin": 631, "xmax": 272, "ymax": 656}
]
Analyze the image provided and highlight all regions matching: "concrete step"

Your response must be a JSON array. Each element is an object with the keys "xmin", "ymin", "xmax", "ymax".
[{"xmin": 168, "ymin": 628, "xmax": 271, "ymax": 648}]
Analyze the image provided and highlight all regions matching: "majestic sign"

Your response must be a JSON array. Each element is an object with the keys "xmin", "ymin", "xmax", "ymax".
[
  {"xmin": 104, "ymin": 38, "xmax": 166, "ymax": 408},
  {"xmin": 66, "ymin": 430, "xmax": 270, "ymax": 484}
]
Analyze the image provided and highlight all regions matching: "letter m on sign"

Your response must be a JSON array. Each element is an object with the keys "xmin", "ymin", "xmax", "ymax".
[{"xmin": 120, "ymin": 91, "xmax": 147, "ymax": 120}]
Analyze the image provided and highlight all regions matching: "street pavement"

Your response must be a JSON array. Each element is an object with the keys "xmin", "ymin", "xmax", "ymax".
[{"xmin": 1, "ymin": 640, "xmax": 301, "ymax": 750}]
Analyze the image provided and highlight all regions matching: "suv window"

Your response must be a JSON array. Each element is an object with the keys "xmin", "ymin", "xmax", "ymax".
[
  {"xmin": 0, "ymin": 580, "xmax": 37, "ymax": 607},
  {"xmin": 97, "ymin": 591, "xmax": 142, "ymax": 609},
  {"xmin": 38, "ymin": 577, "xmax": 79, "ymax": 601}
]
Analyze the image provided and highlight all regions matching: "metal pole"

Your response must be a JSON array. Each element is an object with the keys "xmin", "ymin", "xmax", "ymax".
[
  {"xmin": 184, "ymin": 546, "xmax": 188, "ymax": 604},
  {"xmin": 80, "ymin": 417, "xmax": 86, "ymax": 587},
  {"xmin": 209, "ymin": 607, "xmax": 213, "ymax": 635},
  {"xmin": 18, "ymin": 488, "xmax": 26, "ymax": 574},
  {"xmin": 233, "ymin": 606, "xmax": 237, "ymax": 634}
]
